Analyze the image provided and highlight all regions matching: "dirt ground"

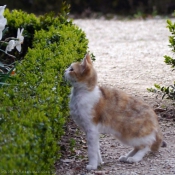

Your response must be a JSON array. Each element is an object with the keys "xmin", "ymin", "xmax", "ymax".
[{"xmin": 57, "ymin": 18, "xmax": 175, "ymax": 175}]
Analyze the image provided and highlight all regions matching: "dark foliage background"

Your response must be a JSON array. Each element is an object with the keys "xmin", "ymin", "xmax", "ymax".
[{"xmin": 1, "ymin": 0, "xmax": 175, "ymax": 16}]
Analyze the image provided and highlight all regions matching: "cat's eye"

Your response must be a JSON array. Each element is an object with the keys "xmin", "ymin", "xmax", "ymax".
[{"xmin": 69, "ymin": 67, "xmax": 74, "ymax": 71}]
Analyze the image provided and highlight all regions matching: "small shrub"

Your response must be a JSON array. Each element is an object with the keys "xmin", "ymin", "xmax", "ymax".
[
  {"xmin": 148, "ymin": 18, "xmax": 175, "ymax": 101},
  {"xmin": 0, "ymin": 5, "xmax": 88, "ymax": 173}
]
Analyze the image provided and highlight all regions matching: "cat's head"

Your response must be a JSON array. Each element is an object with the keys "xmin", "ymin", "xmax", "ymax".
[{"xmin": 64, "ymin": 53, "xmax": 97, "ymax": 90}]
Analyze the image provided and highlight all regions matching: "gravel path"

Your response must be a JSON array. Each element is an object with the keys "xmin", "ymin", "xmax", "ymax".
[
  {"xmin": 74, "ymin": 18, "xmax": 175, "ymax": 98},
  {"xmin": 57, "ymin": 18, "xmax": 175, "ymax": 175}
]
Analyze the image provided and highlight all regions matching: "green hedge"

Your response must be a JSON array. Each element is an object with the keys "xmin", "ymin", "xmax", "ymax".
[{"xmin": 0, "ymin": 8, "xmax": 88, "ymax": 173}]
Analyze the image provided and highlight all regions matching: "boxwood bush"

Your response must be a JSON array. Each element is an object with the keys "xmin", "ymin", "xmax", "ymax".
[{"xmin": 0, "ymin": 6, "xmax": 88, "ymax": 174}]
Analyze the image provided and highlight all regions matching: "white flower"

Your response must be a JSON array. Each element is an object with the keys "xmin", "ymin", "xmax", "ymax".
[
  {"xmin": 0, "ymin": 17, "xmax": 7, "ymax": 40},
  {"xmin": 15, "ymin": 28, "xmax": 24, "ymax": 52},
  {"xmin": 5, "ymin": 40, "xmax": 16, "ymax": 53},
  {"xmin": 0, "ymin": 5, "xmax": 6, "ymax": 17},
  {"xmin": 0, "ymin": 5, "xmax": 7, "ymax": 40},
  {"xmin": 4, "ymin": 28, "xmax": 24, "ymax": 53}
]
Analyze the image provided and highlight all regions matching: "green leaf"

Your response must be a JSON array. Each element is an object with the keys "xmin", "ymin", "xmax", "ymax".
[
  {"xmin": 167, "ymin": 19, "xmax": 172, "ymax": 27},
  {"xmin": 154, "ymin": 84, "xmax": 160, "ymax": 89},
  {"xmin": 0, "ymin": 66, "xmax": 15, "ymax": 87}
]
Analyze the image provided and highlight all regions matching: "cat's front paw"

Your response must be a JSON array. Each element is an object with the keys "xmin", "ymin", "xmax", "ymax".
[
  {"xmin": 119, "ymin": 156, "xmax": 127, "ymax": 162},
  {"xmin": 126, "ymin": 157, "xmax": 136, "ymax": 163},
  {"xmin": 86, "ymin": 164, "xmax": 97, "ymax": 170}
]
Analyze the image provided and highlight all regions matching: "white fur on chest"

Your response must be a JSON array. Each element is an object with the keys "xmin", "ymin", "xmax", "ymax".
[{"xmin": 69, "ymin": 86, "xmax": 101, "ymax": 131}]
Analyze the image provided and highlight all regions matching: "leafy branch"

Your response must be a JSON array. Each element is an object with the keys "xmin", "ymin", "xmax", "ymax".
[{"xmin": 148, "ymin": 18, "xmax": 175, "ymax": 101}]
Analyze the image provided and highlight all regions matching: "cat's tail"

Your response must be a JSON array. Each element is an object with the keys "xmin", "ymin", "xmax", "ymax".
[
  {"xmin": 151, "ymin": 130, "xmax": 166, "ymax": 151},
  {"xmin": 161, "ymin": 140, "xmax": 167, "ymax": 147}
]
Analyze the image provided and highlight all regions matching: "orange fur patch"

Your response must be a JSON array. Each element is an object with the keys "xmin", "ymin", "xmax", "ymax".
[{"xmin": 93, "ymin": 86, "xmax": 161, "ymax": 146}]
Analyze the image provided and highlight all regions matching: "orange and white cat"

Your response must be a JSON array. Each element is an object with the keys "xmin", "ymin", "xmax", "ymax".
[{"xmin": 64, "ymin": 53, "xmax": 166, "ymax": 170}]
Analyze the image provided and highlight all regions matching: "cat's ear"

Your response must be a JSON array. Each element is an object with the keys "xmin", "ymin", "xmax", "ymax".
[
  {"xmin": 85, "ymin": 53, "xmax": 92, "ymax": 64},
  {"xmin": 82, "ymin": 53, "xmax": 92, "ymax": 66},
  {"xmin": 81, "ymin": 53, "xmax": 92, "ymax": 73}
]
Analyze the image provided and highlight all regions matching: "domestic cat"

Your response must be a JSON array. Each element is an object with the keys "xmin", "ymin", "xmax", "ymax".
[{"xmin": 64, "ymin": 53, "xmax": 166, "ymax": 170}]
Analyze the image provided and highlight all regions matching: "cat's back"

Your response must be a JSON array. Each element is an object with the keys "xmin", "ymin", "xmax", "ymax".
[
  {"xmin": 93, "ymin": 85, "xmax": 159, "ymax": 138},
  {"xmin": 96, "ymin": 85, "xmax": 156, "ymax": 118}
]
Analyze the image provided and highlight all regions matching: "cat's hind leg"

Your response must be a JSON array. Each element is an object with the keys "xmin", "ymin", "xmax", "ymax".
[
  {"xmin": 126, "ymin": 146, "xmax": 150, "ymax": 163},
  {"xmin": 119, "ymin": 148, "xmax": 138, "ymax": 162},
  {"xmin": 151, "ymin": 130, "xmax": 163, "ymax": 152}
]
